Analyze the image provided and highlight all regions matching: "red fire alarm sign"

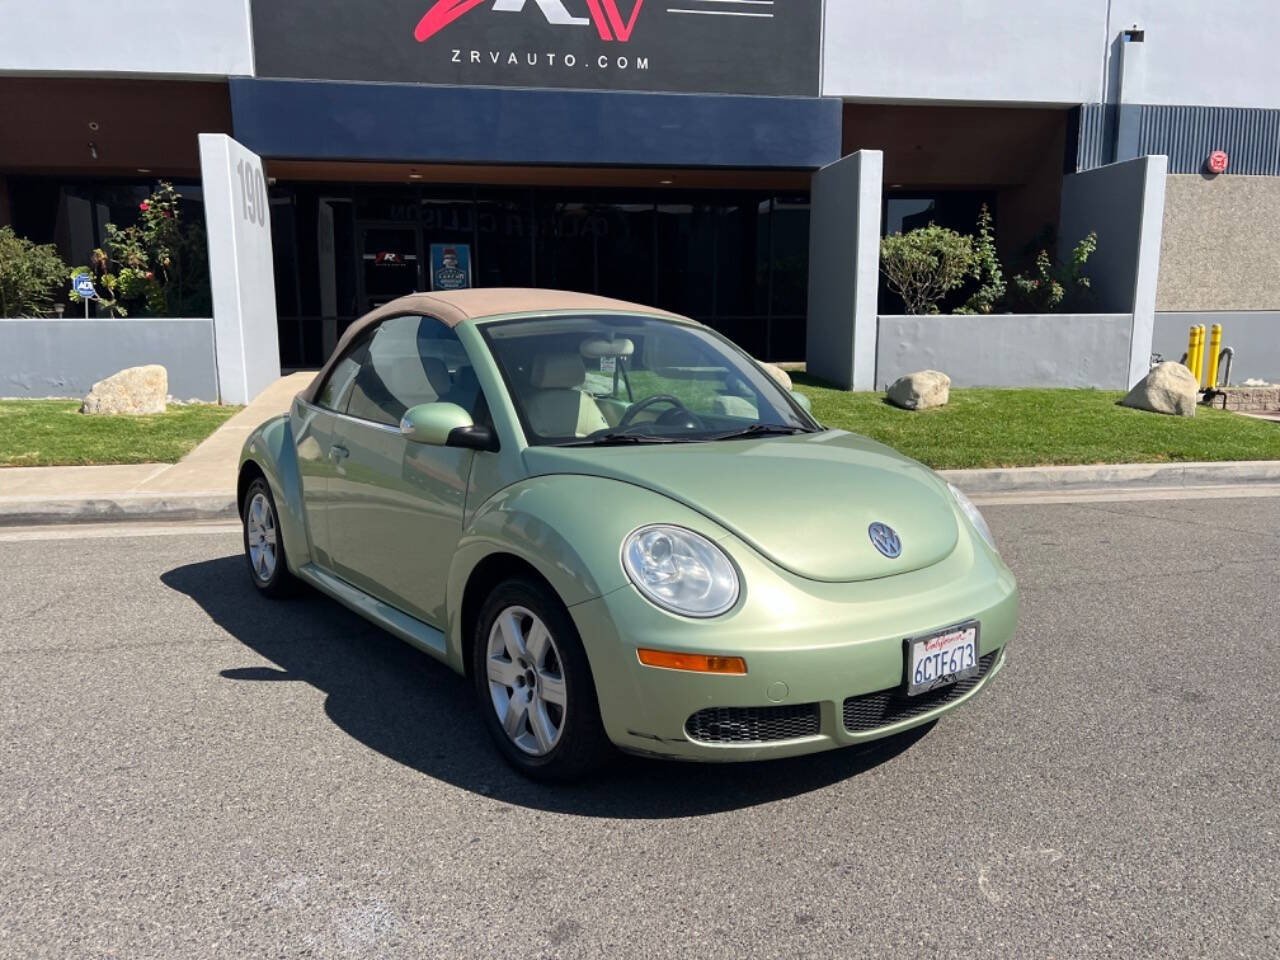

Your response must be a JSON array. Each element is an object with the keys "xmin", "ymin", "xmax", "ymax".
[{"xmin": 1207, "ymin": 150, "xmax": 1229, "ymax": 174}]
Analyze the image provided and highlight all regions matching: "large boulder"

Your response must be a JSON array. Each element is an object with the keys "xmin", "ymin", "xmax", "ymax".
[
  {"xmin": 1120, "ymin": 362, "xmax": 1198, "ymax": 417},
  {"xmin": 887, "ymin": 370, "xmax": 951, "ymax": 410},
  {"xmin": 80, "ymin": 364, "xmax": 168, "ymax": 415},
  {"xmin": 760, "ymin": 362, "xmax": 793, "ymax": 391}
]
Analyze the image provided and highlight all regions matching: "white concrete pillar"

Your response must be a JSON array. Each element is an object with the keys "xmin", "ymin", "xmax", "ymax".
[
  {"xmin": 199, "ymin": 133, "xmax": 281, "ymax": 404},
  {"xmin": 805, "ymin": 150, "xmax": 883, "ymax": 390}
]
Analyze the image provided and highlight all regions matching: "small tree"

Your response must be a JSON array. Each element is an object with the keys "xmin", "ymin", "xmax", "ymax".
[
  {"xmin": 0, "ymin": 227, "xmax": 69, "ymax": 317},
  {"xmin": 955, "ymin": 204, "xmax": 1005, "ymax": 314},
  {"xmin": 1009, "ymin": 232, "xmax": 1098, "ymax": 313},
  {"xmin": 880, "ymin": 224, "xmax": 975, "ymax": 315}
]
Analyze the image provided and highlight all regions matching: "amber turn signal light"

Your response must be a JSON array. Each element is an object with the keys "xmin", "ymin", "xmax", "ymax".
[{"xmin": 636, "ymin": 648, "xmax": 747, "ymax": 674}]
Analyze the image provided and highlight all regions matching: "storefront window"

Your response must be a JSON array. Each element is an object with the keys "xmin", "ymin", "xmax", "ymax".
[
  {"xmin": 534, "ymin": 195, "xmax": 597, "ymax": 295},
  {"xmin": 263, "ymin": 182, "xmax": 811, "ymax": 367},
  {"xmin": 594, "ymin": 198, "xmax": 655, "ymax": 306},
  {"xmin": 475, "ymin": 190, "xmax": 534, "ymax": 288},
  {"xmin": 654, "ymin": 202, "xmax": 715, "ymax": 319}
]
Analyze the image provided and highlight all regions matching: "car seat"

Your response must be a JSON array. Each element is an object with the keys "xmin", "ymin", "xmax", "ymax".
[{"xmin": 524, "ymin": 353, "xmax": 609, "ymax": 438}]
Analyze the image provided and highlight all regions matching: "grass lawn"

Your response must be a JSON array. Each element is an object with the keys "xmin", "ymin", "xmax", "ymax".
[
  {"xmin": 0, "ymin": 399, "xmax": 240, "ymax": 468},
  {"xmin": 792, "ymin": 376, "xmax": 1280, "ymax": 470}
]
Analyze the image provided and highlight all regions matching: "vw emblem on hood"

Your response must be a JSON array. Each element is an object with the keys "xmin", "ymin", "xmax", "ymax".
[{"xmin": 868, "ymin": 522, "xmax": 902, "ymax": 559}]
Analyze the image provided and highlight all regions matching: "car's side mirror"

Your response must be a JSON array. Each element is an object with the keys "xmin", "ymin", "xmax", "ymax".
[
  {"xmin": 790, "ymin": 390, "xmax": 812, "ymax": 412},
  {"xmin": 400, "ymin": 403, "xmax": 498, "ymax": 451}
]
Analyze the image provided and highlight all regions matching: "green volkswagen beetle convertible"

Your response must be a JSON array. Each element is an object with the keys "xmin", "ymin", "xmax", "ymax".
[{"xmin": 239, "ymin": 289, "xmax": 1017, "ymax": 780}]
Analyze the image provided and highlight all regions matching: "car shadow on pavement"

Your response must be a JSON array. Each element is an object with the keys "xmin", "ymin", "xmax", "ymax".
[{"xmin": 162, "ymin": 555, "xmax": 929, "ymax": 818}]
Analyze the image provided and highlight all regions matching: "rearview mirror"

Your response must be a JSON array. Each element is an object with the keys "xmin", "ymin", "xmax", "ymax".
[
  {"xmin": 400, "ymin": 403, "xmax": 497, "ymax": 451},
  {"xmin": 790, "ymin": 390, "xmax": 812, "ymax": 412}
]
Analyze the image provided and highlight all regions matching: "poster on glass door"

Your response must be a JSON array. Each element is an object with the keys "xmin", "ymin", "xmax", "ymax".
[{"xmin": 430, "ymin": 243, "xmax": 471, "ymax": 291}]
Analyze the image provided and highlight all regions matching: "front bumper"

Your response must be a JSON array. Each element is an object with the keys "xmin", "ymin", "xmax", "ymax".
[{"xmin": 569, "ymin": 528, "xmax": 1018, "ymax": 762}]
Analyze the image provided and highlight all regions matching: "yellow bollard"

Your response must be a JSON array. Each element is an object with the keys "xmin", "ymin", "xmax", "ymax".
[
  {"xmin": 1206, "ymin": 323, "xmax": 1223, "ymax": 390},
  {"xmin": 1195, "ymin": 325, "xmax": 1206, "ymax": 385},
  {"xmin": 1186, "ymin": 325, "xmax": 1198, "ymax": 378}
]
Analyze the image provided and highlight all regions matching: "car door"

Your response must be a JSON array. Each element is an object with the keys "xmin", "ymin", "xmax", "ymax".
[
  {"xmin": 325, "ymin": 313, "xmax": 483, "ymax": 627},
  {"xmin": 293, "ymin": 343, "xmax": 365, "ymax": 569}
]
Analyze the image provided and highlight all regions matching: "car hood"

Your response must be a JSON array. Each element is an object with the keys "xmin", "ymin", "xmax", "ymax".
[{"xmin": 522, "ymin": 430, "xmax": 960, "ymax": 583}]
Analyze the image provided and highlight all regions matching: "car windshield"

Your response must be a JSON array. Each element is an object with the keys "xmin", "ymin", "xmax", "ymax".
[{"xmin": 478, "ymin": 313, "xmax": 817, "ymax": 446}]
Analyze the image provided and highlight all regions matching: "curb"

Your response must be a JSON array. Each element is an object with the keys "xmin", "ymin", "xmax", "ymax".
[
  {"xmin": 938, "ymin": 459, "xmax": 1280, "ymax": 493},
  {"xmin": 2, "ymin": 460, "xmax": 1279, "ymax": 526},
  {"xmin": 0, "ymin": 493, "xmax": 237, "ymax": 527}
]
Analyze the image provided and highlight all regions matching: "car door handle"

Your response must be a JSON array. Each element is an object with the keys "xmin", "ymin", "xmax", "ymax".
[{"xmin": 329, "ymin": 445, "xmax": 349, "ymax": 461}]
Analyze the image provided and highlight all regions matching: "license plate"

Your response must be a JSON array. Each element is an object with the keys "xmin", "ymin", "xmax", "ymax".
[{"xmin": 906, "ymin": 621, "xmax": 980, "ymax": 696}]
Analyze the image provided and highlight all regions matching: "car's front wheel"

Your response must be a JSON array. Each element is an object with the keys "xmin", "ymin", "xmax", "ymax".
[
  {"xmin": 242, "ymin": 477, "xmax": 294, "ymax": 598},
  {"xmin": 472, "ymin": 578, "xmax": 611, "ymax": 781}
]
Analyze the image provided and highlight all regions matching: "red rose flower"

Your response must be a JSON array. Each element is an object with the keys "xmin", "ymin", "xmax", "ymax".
[
  {"xmin": 146, "ymin": 271, "xmax": 154, "ymax": 280},
  {"xmin": 139, "ymin": 201, "xmax": 150, "ymax": 212}
]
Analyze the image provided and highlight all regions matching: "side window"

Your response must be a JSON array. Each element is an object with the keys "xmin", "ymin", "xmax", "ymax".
[
  {"xmin": 344, "ymin": 315, "xmax": 481, "ymax": 427},
  {"xmin": 315, "ymin": 346, "xmax": 364, "ymax": 412}
]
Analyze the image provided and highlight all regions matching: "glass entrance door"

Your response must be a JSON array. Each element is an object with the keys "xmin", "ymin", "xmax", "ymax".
[{"xmin": 359, "ymin": 226, "xmax": 422, "ymax": 312}]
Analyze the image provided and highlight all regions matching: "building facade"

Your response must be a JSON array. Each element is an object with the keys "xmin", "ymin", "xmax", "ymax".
[{"xmin": 1, "ymin": 0, "xmax": 1277, "ymax": 378}]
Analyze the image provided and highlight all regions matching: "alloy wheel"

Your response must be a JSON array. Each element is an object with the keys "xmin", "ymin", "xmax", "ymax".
[
  {"xmin": 485, "ymin": 605, "xmax": 567, "ymax": 756},
  {"xmin": 246, "ymin": 491, "xmax": 278, "ymax": 583}
]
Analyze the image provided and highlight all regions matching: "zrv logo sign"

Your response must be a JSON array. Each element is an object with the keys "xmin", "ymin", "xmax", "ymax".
[
  {"xmin": 251, "ymin": 0, "xmax": 820, "ymax": 96},
  {"xmin": 416, "ymin": 0, "xmax": 645, "ymax": 44}
]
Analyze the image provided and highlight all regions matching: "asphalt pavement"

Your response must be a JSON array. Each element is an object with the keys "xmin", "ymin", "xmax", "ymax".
[{"xmin": 1, "ymin": 497, "xmax": 1278, "ymax": 959}]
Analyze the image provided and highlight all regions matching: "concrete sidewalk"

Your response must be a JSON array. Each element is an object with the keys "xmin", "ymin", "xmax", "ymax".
[{"xmin": 0, "ymin": 373, "xmax": 312, "ymax": 525}]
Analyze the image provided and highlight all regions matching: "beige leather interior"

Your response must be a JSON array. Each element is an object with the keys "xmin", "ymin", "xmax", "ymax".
[{"xmin": 525, "ymin": 353, "xmax": 609, "ymax": 438}]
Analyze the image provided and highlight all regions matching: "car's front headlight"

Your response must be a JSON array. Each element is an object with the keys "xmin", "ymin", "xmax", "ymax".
[
  {"xmin": 948, "ymin": 482, "xmax": 997, "ymax": 551},
  {"xmin": 622, "ymin": 524, "xmax": 739, "ymax": 618}
]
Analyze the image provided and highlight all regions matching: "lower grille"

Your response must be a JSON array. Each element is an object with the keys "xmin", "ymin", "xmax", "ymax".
[
  {"xmin": 685, "ymin": 703, "xmax": 820, "ymax": 744},
  {"xmin": 842, "ymin": 650, "xmax": 1000, "ymax": 733}
]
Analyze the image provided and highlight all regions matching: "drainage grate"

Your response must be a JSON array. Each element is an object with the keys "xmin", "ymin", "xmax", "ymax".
[
  {"xmin": 843, "ymin": 651, "xmax": 1000, "ymax": 733},
  {"xmin": 685, "ymin": 703, "xmax": 820, "ymax": 744}
]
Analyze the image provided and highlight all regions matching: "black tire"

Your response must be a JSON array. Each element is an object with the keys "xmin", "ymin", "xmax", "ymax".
[
  {"xmin": 472, "ymin": 577, "xmax": 612, "ymax": 782},
  {"xmin": 242, "ymin": 476, "xmax": 295, "ymax": 598}
]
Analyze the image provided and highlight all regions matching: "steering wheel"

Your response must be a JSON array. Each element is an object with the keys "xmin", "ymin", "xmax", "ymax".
[{"xmin": 616, "ymin": 394, "xmax": 703, "ymax": 431}]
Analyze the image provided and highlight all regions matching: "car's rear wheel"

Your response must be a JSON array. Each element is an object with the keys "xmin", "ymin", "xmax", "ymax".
[
  {"xmin": 242, "ymin": 477, "xmax": 294, "ymax": 597},
  {"xmin": 472, "ymin": 578, "xmax": 611, "ymax": 781}
]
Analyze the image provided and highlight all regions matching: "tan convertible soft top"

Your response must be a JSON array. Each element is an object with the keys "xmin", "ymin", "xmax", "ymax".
[{"xmin": 298, "ymin": 288, "xmax": 687, "ymax": 406}]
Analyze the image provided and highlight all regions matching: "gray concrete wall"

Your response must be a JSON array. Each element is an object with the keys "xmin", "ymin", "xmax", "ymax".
[
  {"xmin": 1059, "ymin": 155, "xmax": 1166, "ymax": 387},
  {"xmin": 1153, "ymin": 312, "xmax": 1280, "ymax": 385},
  {"xmin": 0, "ymin": 319, "xmax": 218, "ymax": 400},
  {"xmin": 805, "ymin": 150, "xmax": 882, "ymax": 391},
  {"xmin": 822, "ymin": 1, "xmax": 1103, "ymax": 104},
  {"xmin": 823, "ymin": 1, "xmax": 1280, "ymax": 110},
  {"xmin": 1157, "ymin": 175, "xmax": 1280, "ymax": 312},
  {"xmin": 876, "ymin": 314, "xmax": 1135, "ymax": 390},
  {"xmin": 0, "ymin": 0, "xmax": 252, "ymax": 77},
  {"xmin": 1107, "ymin": 0, "xmax": 1280, "ymax": 109}
]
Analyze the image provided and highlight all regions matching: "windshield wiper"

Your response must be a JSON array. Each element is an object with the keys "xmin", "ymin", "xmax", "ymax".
[
  {"xmin": 557, "ymin": 432, "xmax": 685, "ymax": 447},
  {"xmin": 708, "ymin": 423, "xmax": 811, "ymax": 441}
]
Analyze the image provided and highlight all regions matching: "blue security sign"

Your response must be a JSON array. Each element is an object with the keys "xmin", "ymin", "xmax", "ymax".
[{"xmin": 73, "ymin": 272, "xmax": 98, "ymax": 300}]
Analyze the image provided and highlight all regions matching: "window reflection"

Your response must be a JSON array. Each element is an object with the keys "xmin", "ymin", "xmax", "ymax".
[{"xmin": 257, "ymin": 183, "xmax": 812, "ymax": 367}]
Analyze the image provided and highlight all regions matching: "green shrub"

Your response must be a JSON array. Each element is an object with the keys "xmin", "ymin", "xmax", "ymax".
[
  {"xmin": 954, "ymin": 204, "xmax": 1005, "ymax": 314},
  {"xmin": 0, "ymin": 227, "xmax": 69, "ymax": 317},
  {"xmin": 1009, "ymin": 232, "xmax": 1098, "ymax": 313},
  {"xmin": 879, "ymin": 224, "xmax": 975, "ymax": 315}
]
